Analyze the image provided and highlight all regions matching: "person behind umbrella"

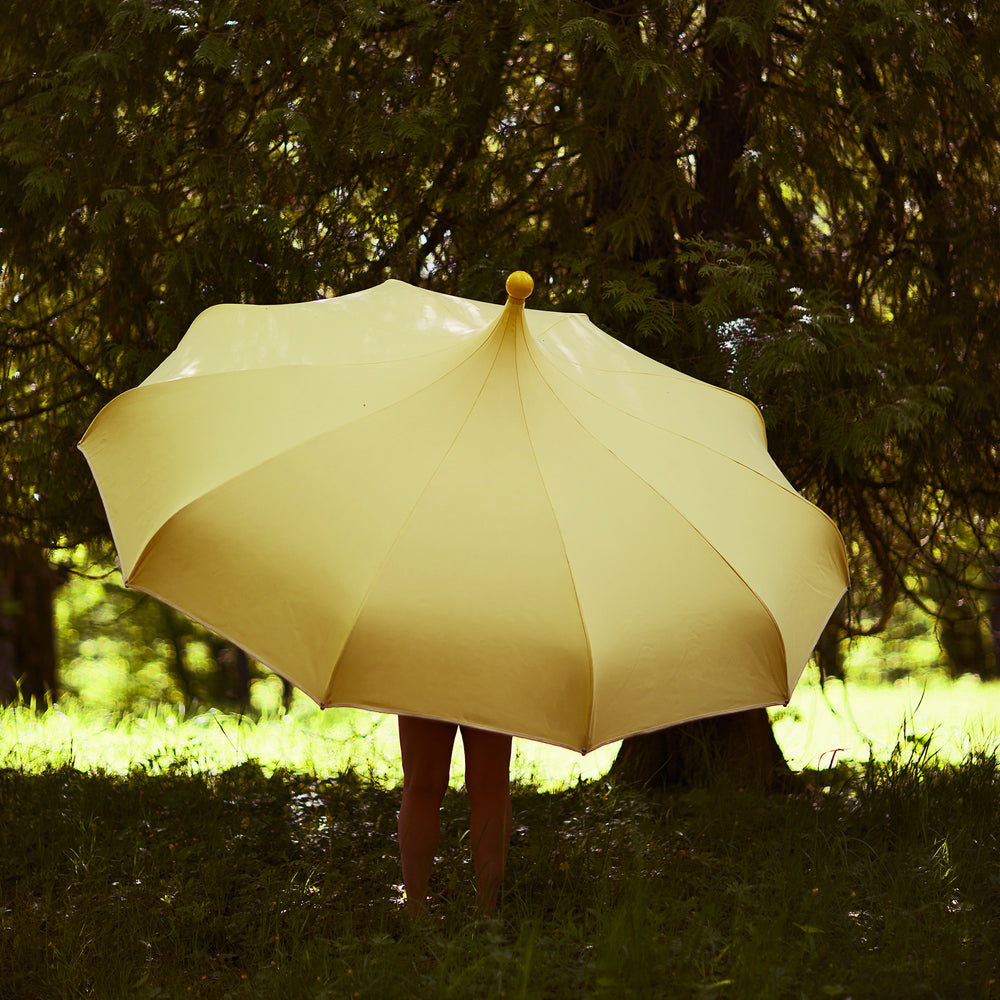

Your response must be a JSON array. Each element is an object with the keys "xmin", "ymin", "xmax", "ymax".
[{"xmin": 397, "ymin": 715, "xmax": 513, "ymax": 916}]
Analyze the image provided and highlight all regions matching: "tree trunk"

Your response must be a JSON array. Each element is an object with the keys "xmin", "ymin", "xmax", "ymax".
[
  {"xmin": 815, "ymin": 618, "xmax": 845, "ymax": 682},
  {"xmin": 235, "ymin": 648, "xmax": 252, "ymax": 711},
  {"xmin": 161, "ymin": 604, "xmax": 196, "ymax": 708},
  {"xmin": 0, "ymin": 542, "xmax": 60, "ymax": 706},
  {"xmin": 938, "ymin": 596, "xmax": 991, "ymax": 680},
  {"xmin": 987, "ymin": 551, "xmax": 1000, "ymax": 678},
  {"xmin": 692, "ymin": 0, "xmax": 764, "ymax": 237},
  {"xmin": 609, "ymin": 708, "xmax": 800, "ymax": 793},
  {"xmin": 209, "ymin": 638, "xmax": 254, "ymax": 709}
]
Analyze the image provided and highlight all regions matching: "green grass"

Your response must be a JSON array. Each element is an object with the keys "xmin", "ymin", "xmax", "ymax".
[
  {"xmin": 0, "ymin": 674, "xmax": 624, "ymax": 788},
  {"xmin": 2, "ymin": 747, "xmax": 999, "ymax": 999},
  {"xmin": 2, "ymin": 675, "xmax": 999, "ymax": 999},
  {"xmin": 6, "ymin": 671, "xmax": 1000, "ymax": 784},
  {"xmin": 771, "ymin": 672, "xmax": 1000, "ymax": 771}
]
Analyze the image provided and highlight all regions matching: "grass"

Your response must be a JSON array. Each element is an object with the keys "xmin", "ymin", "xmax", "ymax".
[
  {"xmin": 7, "ymin": 670, "xmax": 1000, "ymax": 783},
  {"xmin": 2, "ymin": 747, "xmax": 999, "ymax": 999},
  {"xmin": 771, "ymin": 672, "xmax": 1000, "ymax": 770},
  {"xmin": 0, "ymin": 695, "xmax": 620, "ymax": 790},
  {"xmin": 2, "ymin": 674, "xmax": 999, "ymax": 999}
]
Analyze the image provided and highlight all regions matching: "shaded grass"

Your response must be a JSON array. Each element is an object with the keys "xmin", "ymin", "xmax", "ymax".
[{"xmin": 2, "ymin": 743, "xmax": 999, "ymax": 999}]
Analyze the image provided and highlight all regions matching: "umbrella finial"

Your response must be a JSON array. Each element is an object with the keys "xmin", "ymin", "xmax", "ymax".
[{"xmin": 505, "ymin": 271, "xmax": 534, "ymax": 303}]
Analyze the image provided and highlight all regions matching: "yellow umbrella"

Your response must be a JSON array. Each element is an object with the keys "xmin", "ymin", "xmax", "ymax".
[{"xmin": 79, "ymin": 272, "xmax": 848, "ymax": 753}]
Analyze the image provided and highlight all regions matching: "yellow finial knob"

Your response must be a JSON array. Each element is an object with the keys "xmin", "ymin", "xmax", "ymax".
[{"xmin": 505, "ymin": 271, "xmax": 534, "ymax": 302}]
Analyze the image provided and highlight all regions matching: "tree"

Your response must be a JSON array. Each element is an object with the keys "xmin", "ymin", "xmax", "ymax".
[
  {"xmin": 2, "ymin": 0, "xmax": 998, "ymax": 784},
  {"xmin": 0, "ymin": 541, "xmax": 61, "ymax": 703}
]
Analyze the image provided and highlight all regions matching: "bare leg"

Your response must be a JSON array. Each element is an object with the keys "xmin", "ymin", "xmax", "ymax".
[
  {"xmin": 461, "ymin": 726, "xmax": 513, "ymax": 913},
  {"xmin": 397, "ymin": 715, "xmax": 457, "ymax": 916}
]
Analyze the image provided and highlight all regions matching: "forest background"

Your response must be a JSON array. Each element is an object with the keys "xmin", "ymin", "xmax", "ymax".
[{"xmin": 2, "ymin": 0, "xmax": 1000, "ymax": 784}]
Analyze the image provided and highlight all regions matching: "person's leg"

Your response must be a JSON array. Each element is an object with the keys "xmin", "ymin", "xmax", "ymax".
[
  {"xmin": 460, "ymin": 726, "xmax": 513, "ymax": 913},
  {"xmin": 397, "ymin": 715, "xmax": 458, "ymax": 916}
]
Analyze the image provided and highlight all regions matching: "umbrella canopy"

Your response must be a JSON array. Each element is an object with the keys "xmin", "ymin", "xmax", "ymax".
[{"xmin": 79, "ymin": 272, "xmax": 848, "ymax": 753}]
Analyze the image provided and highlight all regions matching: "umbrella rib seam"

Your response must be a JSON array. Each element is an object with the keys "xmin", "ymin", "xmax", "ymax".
[
  {"xmin": 514, "ymin": 309, "xmax": 598, "ymax": 751},
  {"xmin": 539, "ymin": 314, "xmax": 767, "ymax": 426}
]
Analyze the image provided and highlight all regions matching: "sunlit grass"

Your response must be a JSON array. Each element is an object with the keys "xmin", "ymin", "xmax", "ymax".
[
  {"xmin": 5, "ymin": 670, "xmax": 998, "ymax": 785},
  {"xmin": 772, "ymin": 671, "xmax": 1000, "ymax": 769},
  {"xmin": 0, "ymin": 674, "xmax": 621, "ymax": 787}
]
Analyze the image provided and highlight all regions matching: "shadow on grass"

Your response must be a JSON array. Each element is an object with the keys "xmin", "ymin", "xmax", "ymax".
[{"xmin": 1, "ymin": 744, "xmax": 998, "ymax": 999}]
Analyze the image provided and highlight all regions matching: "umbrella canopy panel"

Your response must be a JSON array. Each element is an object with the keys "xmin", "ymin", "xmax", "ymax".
[{"xmin": 80, "ymin": 279, "xmax": 848, "ymax": 752}]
